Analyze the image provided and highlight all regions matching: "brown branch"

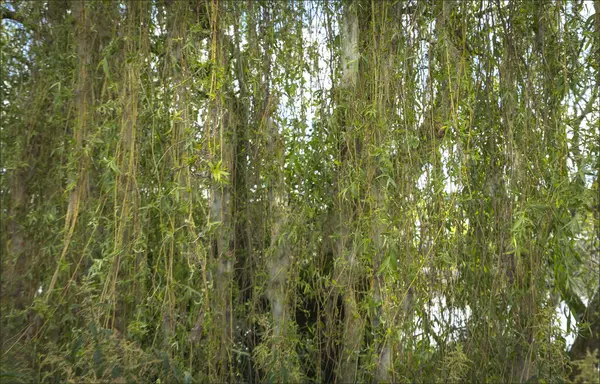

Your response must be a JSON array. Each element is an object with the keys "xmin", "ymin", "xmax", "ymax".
[{"xmin": 569, "ymin": 287, "xmax": 600, "ymax": 380}]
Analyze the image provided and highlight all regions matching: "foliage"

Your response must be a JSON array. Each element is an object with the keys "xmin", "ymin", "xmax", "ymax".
[
  {"xmin": 0, "ymin": 0, "xmax": 598, "ymax": 383},
  {"xmin": 571, "ymin": 349, "xmax": 600, "ymax": 384}
]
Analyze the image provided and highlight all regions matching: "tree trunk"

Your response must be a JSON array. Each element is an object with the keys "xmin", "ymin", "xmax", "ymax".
[
  {"xmin": 334, "ymin": 2, "xmax": 364, "ymax": 382},
  {"xmin": 206, "ymin": 2, "xmax": 234, "ymax": 378}
]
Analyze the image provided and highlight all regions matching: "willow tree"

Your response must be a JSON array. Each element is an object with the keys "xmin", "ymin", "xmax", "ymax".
[{"xmin": 1, "ymin": 0, "xmax": 598, "ymax": 383}]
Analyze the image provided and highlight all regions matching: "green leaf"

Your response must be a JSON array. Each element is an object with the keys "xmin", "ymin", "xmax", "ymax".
[{"xmin": 98, "ymin": 57, "xmax": 110, "ymax": 80}]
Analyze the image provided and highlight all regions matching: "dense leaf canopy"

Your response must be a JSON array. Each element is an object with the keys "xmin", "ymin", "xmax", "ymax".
[{"xmin": 1, "ymin": 0, "xmax": 598, "ymax": 383}]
